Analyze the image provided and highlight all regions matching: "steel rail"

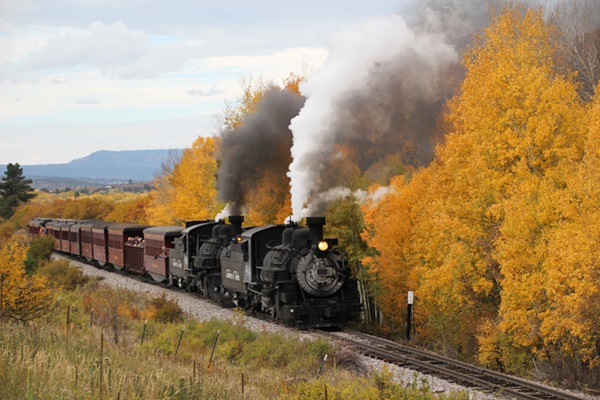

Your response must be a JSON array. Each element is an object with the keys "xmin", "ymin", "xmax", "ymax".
[{"xmin": 320, "ymin": 329, "xmax": 585, "ymax": 400}]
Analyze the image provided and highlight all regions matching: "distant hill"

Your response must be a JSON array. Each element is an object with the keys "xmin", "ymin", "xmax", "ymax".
[{"xmin": 3, "ymin": 149, "xmax": 183, "ymax": 186}]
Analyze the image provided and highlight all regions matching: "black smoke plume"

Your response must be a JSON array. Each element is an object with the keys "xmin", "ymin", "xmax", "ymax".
[{"xmin": 217, "ymin": 88, "xmax": 305, "ymax": 215}]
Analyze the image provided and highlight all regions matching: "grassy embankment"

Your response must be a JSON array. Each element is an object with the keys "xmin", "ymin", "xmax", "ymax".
[{"xmin": 0, "ymin": 259, "xmax": 471, "ymax": 400}]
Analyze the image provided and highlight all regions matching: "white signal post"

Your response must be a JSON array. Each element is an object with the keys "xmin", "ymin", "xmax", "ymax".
[{"xmin": 407, "ymin": 291, "xmax": 414, "ymax": 341}]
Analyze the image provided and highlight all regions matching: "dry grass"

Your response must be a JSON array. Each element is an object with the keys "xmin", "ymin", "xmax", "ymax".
[{"xmin": 0, "ymin": 272, "xmax": 471, "ymax": 400}]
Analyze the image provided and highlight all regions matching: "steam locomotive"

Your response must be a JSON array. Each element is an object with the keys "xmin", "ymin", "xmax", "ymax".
[{"xmin": 28, "ymin": 216, "xmax": 362, "ymax": 328}]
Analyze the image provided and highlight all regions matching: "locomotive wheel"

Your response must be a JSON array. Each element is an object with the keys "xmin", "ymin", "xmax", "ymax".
[
  {"xmin": 207, "ymin": 278, "xmax": 223, "ymax": 302},
  {"xmin": 148, "ymin": 272, "xmax": 167, "ymax": 283}
]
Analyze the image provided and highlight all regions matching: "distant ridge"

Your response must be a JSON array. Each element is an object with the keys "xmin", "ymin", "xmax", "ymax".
[{"xmin": 5, "ymin": 149, "xmax": 183, "ymax": 183}]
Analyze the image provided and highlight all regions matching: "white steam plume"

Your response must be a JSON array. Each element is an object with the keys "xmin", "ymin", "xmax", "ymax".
[
  {"xmin": 300, "ymin": 185, "xmax": 393, "ymax": 217},
  {"xmin": 287, "ymin": 14, "xmax": 458, "ymax": 219},
  {"xmin": 214, "ymin": 204, "xmax": 234, "ymax": 221}
]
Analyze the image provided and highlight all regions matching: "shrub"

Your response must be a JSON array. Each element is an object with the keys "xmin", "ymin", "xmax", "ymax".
[
  {"xmin": 24, "ymin": 235, "xmax": 56, "ymax": 274},
  {"xmin": 148, "ymin": 293, "xmax": 183, "ymax": 323},
  {"xmin": 37, "ymin": 259, "xmax": 90, "ymax": 290}
]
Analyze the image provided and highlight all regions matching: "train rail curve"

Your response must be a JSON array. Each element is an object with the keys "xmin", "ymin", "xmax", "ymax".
[{"xmin": 319, "ymin": 329, "xmax": 586, "ymax": 400}]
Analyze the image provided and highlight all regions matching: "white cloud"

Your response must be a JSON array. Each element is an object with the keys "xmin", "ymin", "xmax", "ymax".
[
  {"xmin": 185, "ymin": 85, "xmax": 223, "ymax": 97},
  {"xmin": 24, "ymin": 21, "xmax": 207, "ymax": 79},
  {"xmin": 76, "ymin": 97, "xmax": 101, "ymax": 105},
  {"xmin": 0, "ymin": 0, "xmax": 36, "ymax": 20},
  {"xmin": 1, "ymin": 0, "xmax": 398, "ymax": 164},
  {"xmin": 0, "ymin": 72, "xmax": 227, "ymax": 121},
  {"xmin": 203, "ymin": 47, "xmax": 328, "ymax": 70}
]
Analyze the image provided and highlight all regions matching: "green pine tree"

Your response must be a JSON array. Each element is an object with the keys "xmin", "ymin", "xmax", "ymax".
[{"xmin": 0, "ymin": 163, "xmax": 36, "ymax": 219}]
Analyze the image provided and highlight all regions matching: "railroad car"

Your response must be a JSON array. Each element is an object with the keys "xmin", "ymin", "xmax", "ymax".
[
  {"xmin": 107, "ymin": 223, "xmax": 151, "ymax": 271},
  {"xmin": 143, "ymin": 225, "xmax": 184, "ymax": 283},
  {"xmin": 91, "ymin": 221, "xmax": 112, "ymax": 266},
  {"xmin": 27, "ymin": 217, "xmax": 51, "ymax": 239}
]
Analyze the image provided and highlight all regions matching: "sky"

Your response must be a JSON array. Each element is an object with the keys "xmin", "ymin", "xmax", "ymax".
[{"xmin": 0, "ymin": 0, "xmax": 403, "ymax": 165}]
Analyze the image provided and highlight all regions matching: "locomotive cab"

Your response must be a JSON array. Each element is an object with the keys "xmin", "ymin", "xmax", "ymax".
[
  {"xmin": 169, "ymin": 220, "xmax": 217, "ymax": 289},
  {"xmin": 220, "ymin": 224, "xmax": 286, "ymax": 307}
]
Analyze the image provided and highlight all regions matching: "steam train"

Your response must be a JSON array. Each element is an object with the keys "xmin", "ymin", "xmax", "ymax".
[{"xmin": 27, "ymin": 216, "xmax": 362, "ymax": 328}]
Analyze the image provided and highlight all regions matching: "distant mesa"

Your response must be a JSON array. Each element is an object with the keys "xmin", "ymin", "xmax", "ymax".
[{"xmin": 2, "ymin": 149, "xmax": 183, "ymax": 189}]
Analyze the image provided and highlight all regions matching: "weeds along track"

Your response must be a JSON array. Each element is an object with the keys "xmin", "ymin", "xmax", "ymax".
[
  {"xmin": 59, "ymin": 253, "xmax": 586, "ymax": 399},
  {"xmin": 318, "ymin": 329, "xmax": 585, "ymax": 400},
  {"xmin": 56, "ymin": 253, "xmax": 297, "ymax": 334}
]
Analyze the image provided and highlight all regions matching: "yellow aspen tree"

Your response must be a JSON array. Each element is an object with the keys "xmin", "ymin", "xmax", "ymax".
[
  {"xmin": 147, "ymin": 137, "xmax": 221, "ymax": 225},
  {"xmin": 409, "ymin": 5, "xmax": 584, "ymax": 362},
  {"xmin": 105, "ymin": 195, "xmax": 151, "ymax": 224},
  {"xmin": 473, "ymin": 8, "xmax": 587, "ymax": 370},
  {"xmin": 530, "ymin": 92, "xmax": 600, "ymax": 371},
  {"xmin": 361, "ymin": 168, "xmax": 438, "ymax": 334},
  {"xmin": 146, "ymin": 151, "xmax": 185, "ymax": 225},
  {"xmin": 0, "ymin": 239, "xmax": 52, "ymax": 322},
  {"xmin": 222, "ymin": 76, "xmax": 272, "ymax": 131},
  {"xmin": 170, "ymin": 136, "xmax": 221, "ymax": 223}
]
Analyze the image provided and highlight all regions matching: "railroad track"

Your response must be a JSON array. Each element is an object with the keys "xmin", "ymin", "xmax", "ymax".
[{"xmin": 319, "ymin": 329, "xmax": 585, "ymax": 400}]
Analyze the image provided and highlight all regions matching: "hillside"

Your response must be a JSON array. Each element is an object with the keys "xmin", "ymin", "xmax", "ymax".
[{"xmin": 7, "ymin": 149, "xmax": 183, "ymax": 184}]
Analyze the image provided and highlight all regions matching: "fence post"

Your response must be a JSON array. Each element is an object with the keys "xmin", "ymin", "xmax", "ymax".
[
  {"xmin": 100, "ymin": 333, "xmax": 104, "ymax": 400},
  {"xmin": 174, "ymin": 326, "xmax": 185, "ymax": 356},
  {"xmin": 140, "ymin": 320, "xmax": 147, "ymax": 345},
  {"xmin": 208, "ymin": 330, "xmax": 220, "ymax": 368},
  {"xmin": 66, "ymin": 304, "xmax": 70, "ymax": 352},
  {"xmin": 317, "ymin": 354, "xmax": 328, "ymax": 379}
]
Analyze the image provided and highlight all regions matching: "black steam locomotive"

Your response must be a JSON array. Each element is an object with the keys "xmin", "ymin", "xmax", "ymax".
[{"xmin": 29, "ymin": 216, "xmax": 362, "ymax": 328}]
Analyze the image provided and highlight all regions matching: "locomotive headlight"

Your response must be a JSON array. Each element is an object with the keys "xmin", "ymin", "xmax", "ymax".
[{"xmin": 318, "ymin": 241, "xmax": 329, "ymax": 251}]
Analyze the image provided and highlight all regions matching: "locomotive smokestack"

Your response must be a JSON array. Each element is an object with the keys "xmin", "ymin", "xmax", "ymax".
[
  {"xmin": 229, "ymin": 215, "xmax": 244, "ymax": 237},
  {"xmin": 306, "ymin": 217, "xmax": 325, "ymax": 244}
]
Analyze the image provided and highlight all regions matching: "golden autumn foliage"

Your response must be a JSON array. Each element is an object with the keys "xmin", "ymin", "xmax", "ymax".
[
  {"xmin": 0, "ymin": 239, "xmax": 53, "ymax": 322},
  {"xmin": 362, "ymin": 6, "xmax": 600, "ymax": 383},
  {"xmin": 105, "ymin": 194, "xmax": 151, "ymax": 224},
  {"xmin": 361, "ymin": 175, "xmax": 423, "ymax": 333},
  {"xmin": 3, "ymin": 191, "xmax": 150, "ymax": 234},
  {"xmin": 147, "ymin": 136, "xmax": 221, "ymax": 225},
  {"xmin": 438, "ymin": 5, "xmax": 586, "ymax": 358},
  {"xmin": 516, "ymin": 93, "xmax": 600, "ymax": 371}
]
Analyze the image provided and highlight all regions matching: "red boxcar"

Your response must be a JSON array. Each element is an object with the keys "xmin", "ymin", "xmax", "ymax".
[
  {"xmin": 68, "ymin": 222, "xmax": 87, "ymax": 257},
  {"xmin": 92, "ymin": 222, "xmax": 113, "ymax": 265},
  {"xmin": 59, "ymin": 222, "xmax": 74, "ymax": 253},
  {"xmin": 143, "ymin": 226, "xmax": 184, "ymax": 283},
  {"xmin": 107, "ymin": 223, "xmax": 151, "ymax": 271},
  {"xmin": 27, "ymin": 218, "xmax": 51, "ymax": 240},
  {"xmin": 46, "ymin": 221, "xmax": 63, "ymax": 251}
]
